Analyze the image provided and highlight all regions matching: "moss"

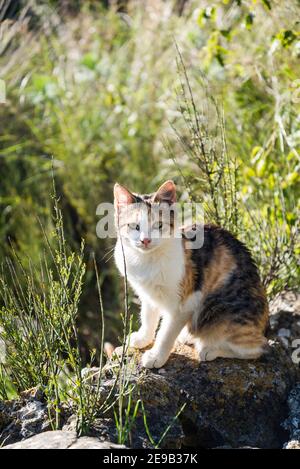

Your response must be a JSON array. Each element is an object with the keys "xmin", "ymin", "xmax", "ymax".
[{"xmin": 101, "ymin": 340, "xmax": 299, "ymax": 448}]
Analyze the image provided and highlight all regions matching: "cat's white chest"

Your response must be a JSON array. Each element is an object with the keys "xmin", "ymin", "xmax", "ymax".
[{"xmin": 114, "ymin": 238, "xmax": 185, "ymax": 312}]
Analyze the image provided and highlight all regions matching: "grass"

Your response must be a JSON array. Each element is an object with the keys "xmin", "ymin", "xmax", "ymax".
[
  {"xmin": 114, "ymin": 383, "xmax": 141, "ymax": 446},
  {"xmin": 171, "ymin": 45, "xmax": 239, "ymax": 234},
  {"xmin": 0, "ymin": 193, "xmax": 87, "ymax": 429}
]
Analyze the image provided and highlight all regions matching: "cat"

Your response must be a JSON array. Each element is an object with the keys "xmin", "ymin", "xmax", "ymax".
[{"xmin": 114, "ymin": 180, "xmax": 269, "ymax": 369}]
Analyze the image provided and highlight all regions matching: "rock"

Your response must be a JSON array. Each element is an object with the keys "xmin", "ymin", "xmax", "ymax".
[
  {"xmin": 282, "ymin": 384, "xmax": 300, "ymax": 448},
  {"xmin": 269, "ymin": 292, "xmax": 300, "ymax": 353},
  {"xmin": 3, "ymin": 430, "xmax": 76, "ymax": 449},
  {"xmin": 61, "ymin": 414, "xmax": 118, "ymax": 444},
  {"xmin": 19, "ymin": 386, "xmax": 44, "ymax": 402},
  {"xmin": 81, "ymin": 367, "xmax": 101, "ymax": 385},
  {"xmin": 0, "ymin": 405, "xmax": 11, "ymax": 431},
  {"xmin": 0, "ymin": 386, "xmax": 51, "ymax": 446},
  {"xmin": 277, "ymin": 328, "xmax": 291, "ymax": 339},
  {"xmin": 70, "ymin": 436, "xmax": 125, "ymax": 449},
  {"xmin": 284, "ymin": 440, "xmax": 300, "ymax": 449},
  {"xmin": 95, "ymin": 340, "xmax": 299, "ymax": 449},
  {"xmin": 3, "ymin": 430, "xmax": 125, "ymax": 449},
  {"xmin": 62, "ymin": 414, "xmax": 77, "ymax": 432}
]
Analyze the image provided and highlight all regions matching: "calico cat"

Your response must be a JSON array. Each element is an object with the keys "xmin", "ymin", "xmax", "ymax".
[{"xmin": 114, "ymin": 180, "xmax": 269, "ymax": 369}]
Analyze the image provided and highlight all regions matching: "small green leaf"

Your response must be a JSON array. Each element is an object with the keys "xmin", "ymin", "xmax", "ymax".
[
  {"xmin": 262, "ymin": 0, "xmax": 272, "ymax": 11},
  {"xmin": 81, "ymin": 53, "xmax": 98, "ymax": 70},
  {"xmin": 276, "ymin": 30, "xmax": 298, "ymax": 48},
  {"xmin": 245, "ymin": 13, "xmax": 255, "ymax": 29}
]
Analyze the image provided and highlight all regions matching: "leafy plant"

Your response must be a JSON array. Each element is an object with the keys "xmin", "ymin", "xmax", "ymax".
[
  {"xmin": 171, "ymin": 47, "xmax": 299, "ymax": 298},
  {"xmin": 0, "ymin": 194, "xmax": 101, "ymax": 434}
]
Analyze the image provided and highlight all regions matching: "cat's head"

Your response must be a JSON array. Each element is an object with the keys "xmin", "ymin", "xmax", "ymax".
[{"xmin": 114, "ymin": 180, "xmax": 178, "ymax": 253}]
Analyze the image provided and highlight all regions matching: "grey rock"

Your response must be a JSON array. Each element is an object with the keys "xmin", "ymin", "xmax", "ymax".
[
  {"xmin": 81, "ymin": 367, "xmax": 101, "ymax": 384},
  {"xmin": 283, "ymin": 384, "xmax": 300, "ymax": 448},
  {"xmin": 278, "ymin": 328, "xmax": 291, "ymax": 338},
  {"xmin": 70, "ymin": 436, "xmax": 125, "ymax": 449},
  {"xmin": 0, "ymin": 387, "xmax": 51, "ymax": 446},
  {"xmin": 3, "ymin": 430, "xmax": 125, "ymax": 449},
  {"xmin": 284, "ymin": 440, "xmax": 300, "ymax": 449},
  {"xmin": 98, "ymin": 340, "xmax": 299, "ymax": 449},
  {"xmin": 2, "ymin": 430, "xmax": 125, "ymax": 449},
  {"xmin": 3, "ymin": 430, "xmax": 77, "ymax": 449},
  {"xmin": 62, "ymin": 414, "xmax": 77, "ymax": 432},
  {"xmin": 17, "ymin": 401, "xmax": 49, "ymax": 440},
  {"xmin": 269, "ymin": 292, "xmax": 300, "ymax": 353}
]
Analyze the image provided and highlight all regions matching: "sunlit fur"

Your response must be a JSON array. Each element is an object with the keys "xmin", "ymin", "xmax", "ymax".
[{"xmin": 114, "ymin": 181, "xmax": 269, "ymax": 369}]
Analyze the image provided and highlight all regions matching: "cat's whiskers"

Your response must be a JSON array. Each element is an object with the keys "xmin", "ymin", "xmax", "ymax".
[{"xmin": 101, "ymin": 246, "xmax": 115, "ymax": 261}]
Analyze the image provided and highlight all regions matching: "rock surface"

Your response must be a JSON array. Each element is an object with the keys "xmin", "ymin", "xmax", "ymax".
[
  {"xmin": 98, "ymin": 340, "xmax": 299, "ymax": 449},
  {"xmin": 3, "ymin": 430, "xmax": 125, "ymax": 449},
  {"xmin": 0, "ymin": 387, "xmax": 51, "ymax": 446},
  {"xmin": 284, "ymin": 440, "xmax": 300, "ymax": 449},
  {"xmin": 269, "ymin": 292, "xmax": 300, "ymax": 355},
  {"xmin": 282, "ymin": 384, "xmax": 300, "ymax": 448}
]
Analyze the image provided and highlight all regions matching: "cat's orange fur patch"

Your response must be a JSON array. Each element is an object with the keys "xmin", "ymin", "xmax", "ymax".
[
  {"xmin": 202, "ymin": 244, "xmax": 236, "ymax": 297},
  {"xmin": 180, "ymin": 242, "xmax": 236, "ymax": 304},
  {"xmin": 197, "ymin": 320, "xmax": 267, "ymax": 357},
  {"xmin": 180, "ymin": 240, "xmax": 197, "ymax": 301},
  {"xmin": 255, "ymin": 286, "xmax": 270, "ymax": 332},
  {"xmin": 227, "ymin": 323, "xmax": 268, "ymax": 349}
]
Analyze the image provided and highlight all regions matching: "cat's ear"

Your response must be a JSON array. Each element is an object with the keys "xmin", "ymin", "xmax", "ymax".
[
  {"xmin": 153, "ymin": 180, "xmax": 176, "ymax": 205},
  {"xmin": 114, "ymin": 183, "xmax": 135, "ymax": 207}
]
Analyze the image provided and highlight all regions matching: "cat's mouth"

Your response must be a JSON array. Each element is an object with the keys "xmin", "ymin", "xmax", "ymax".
[
  {"xmin": 137, "ymin": 244, "xmax": 152, "ymax": 251},
  {"xmin": 135, "ymin": 242, "xmax": 157, "ymax": 252}
]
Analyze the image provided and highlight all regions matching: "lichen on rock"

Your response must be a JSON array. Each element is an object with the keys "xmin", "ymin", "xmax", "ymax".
[
  {"xmin": 0, "ymin": 387, "xmax": 51, "ymax": 446},
  {"xmin": 99, "ymin": 339, "xmax": 300, "ymax": 449}
]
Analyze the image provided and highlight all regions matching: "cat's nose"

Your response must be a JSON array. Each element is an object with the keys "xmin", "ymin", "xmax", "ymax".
[{"xmin": 141, "ymin": 238, "xmax": 151, "ymax": 247}]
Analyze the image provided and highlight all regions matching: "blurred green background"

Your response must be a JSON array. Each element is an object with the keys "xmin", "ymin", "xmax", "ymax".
[{"xmin": 0, "ymin": 0, "xmax": 299, "ymax": 357}]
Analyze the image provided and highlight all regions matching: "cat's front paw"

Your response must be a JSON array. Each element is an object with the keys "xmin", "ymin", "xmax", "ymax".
[
  {"xmin": 127, "ymin": 331, "xmax": 152, "ymax": 349},
  {"xmin": 141, "ymin": 349, "xmax": 168, "ymax": 369},
  {"xmin": 198, "ymin": 346, "xmax": 219, "ymax": 362}
]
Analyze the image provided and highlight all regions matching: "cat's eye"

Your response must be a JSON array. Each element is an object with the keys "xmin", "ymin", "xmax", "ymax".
[
  {"xmin": 128, "ymin": 223, "xmax": 140, "ymax": 231},
  {"xmin": 153, "ymin": 221, "xmax": 163, "ymax": 230}
]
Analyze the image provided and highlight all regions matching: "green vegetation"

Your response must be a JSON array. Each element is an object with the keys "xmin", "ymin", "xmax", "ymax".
[
  {"xmin": 0, "ymin": 0, "xmax": 299, "ymax": 443},
  {"xmin": 0, "ymin": 196, "xmax": 99, "ymax": 433}
]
